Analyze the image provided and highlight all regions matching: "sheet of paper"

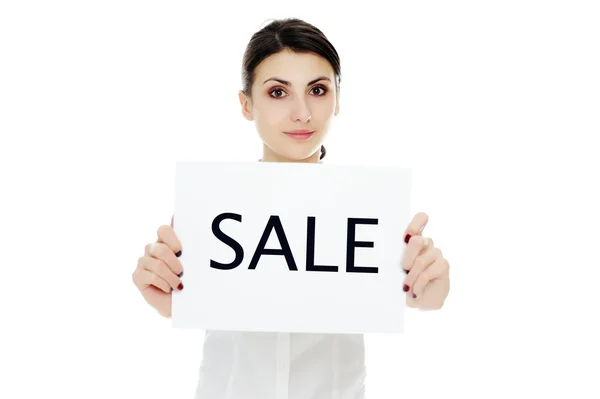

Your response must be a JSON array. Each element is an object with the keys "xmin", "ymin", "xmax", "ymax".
[{"xmin": 172, "ymin": 161, "xmax": 412, "ymax": 334}]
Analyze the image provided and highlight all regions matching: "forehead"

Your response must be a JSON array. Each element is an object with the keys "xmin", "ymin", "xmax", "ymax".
[{"xmin": 254, "ymin": 50, "xmax": 334, "ymax": 83}]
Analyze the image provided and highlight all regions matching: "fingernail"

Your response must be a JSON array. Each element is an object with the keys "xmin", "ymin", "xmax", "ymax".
[
  {"xmin": 178, "ymin": 271, "xmax": 184, "ymax": 278},
  {"xmin": 175, "ymin": 250, "xmax": 182, "ymax": 257},
  {"xmin": 403, "ymin": 284, "xmax": 410, "ymax": 292},
  {"xmin": 412, "ymin": 293, "xmax": 417, "ymax": 299},
  {"xmin": 403, "ymin": 268, "xmax": 409, "ymax": 274},
  {"xmin": 178, "ymin": 283, "xmax": 184, "ymax": 290},
  {"xmin": 404, "ymin": 234, "xmax": 412, "ymax": 244}
]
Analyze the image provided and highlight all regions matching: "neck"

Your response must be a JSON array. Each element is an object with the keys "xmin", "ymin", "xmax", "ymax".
[{"xmin": 259, "ymin": 144, "xmax": 322, "ymax": 164}]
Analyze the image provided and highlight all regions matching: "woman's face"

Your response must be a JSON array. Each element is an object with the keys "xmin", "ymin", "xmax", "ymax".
[{"xmin": 239, "ymin": 49, "xmax": 339, "ymax": 162}]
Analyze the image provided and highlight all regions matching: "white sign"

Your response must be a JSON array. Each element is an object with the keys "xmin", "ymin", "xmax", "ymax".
[{"xmin": 172, "ymin": 161, "xmax": 412, "ymax": 334}]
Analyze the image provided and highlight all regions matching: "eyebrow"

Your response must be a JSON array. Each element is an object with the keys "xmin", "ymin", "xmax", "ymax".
[{"xmin": 262, "ymin": 76, "xmax": 331, "ymax": 86}]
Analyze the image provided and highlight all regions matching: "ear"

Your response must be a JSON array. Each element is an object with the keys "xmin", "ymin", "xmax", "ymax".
[{"xmin": 238, "ymin": 90, "xmax": 254, "ymax": 121}]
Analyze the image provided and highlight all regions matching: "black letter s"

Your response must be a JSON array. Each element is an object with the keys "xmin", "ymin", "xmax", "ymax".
[{"xmin": 210, "ymin": 213, "xmax": 244, "ymax": 270}]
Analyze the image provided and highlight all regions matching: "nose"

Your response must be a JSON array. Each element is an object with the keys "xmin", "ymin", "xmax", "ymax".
[{"xmin": 290, "ymin": 96, "xmax": 312, "ymax": 123}]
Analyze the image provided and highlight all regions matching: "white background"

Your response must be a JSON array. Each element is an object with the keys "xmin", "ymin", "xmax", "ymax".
[{"xmin": 1, "ymin": 1, "xmax": 599, "ymax": 398}]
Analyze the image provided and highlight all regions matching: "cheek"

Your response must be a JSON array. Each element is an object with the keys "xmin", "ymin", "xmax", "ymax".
[
  {"xmin": 311, "ymin": 97, "xmax": 336, "ymax": 121},
  {"xmin": 254, "ymin": 103, "xmax": 288, "ymax": 131}
]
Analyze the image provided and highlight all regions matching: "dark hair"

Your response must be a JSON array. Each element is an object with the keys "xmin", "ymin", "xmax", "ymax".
[{"xmin": 241, "ymin": 18, "xmax": 341, "ymax": 160}]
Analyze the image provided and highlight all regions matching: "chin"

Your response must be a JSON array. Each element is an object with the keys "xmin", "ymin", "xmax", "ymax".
[
  {"xmin": 260, "ymin": 130, "xmax": 325, "ymax": 161},
  {"xmin": 273, "ymin": 145, "xmax": 321, "ymax": 162}
]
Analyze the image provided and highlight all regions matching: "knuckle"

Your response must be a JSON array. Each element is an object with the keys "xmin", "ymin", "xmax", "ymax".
[
  {"xmin": 157, "ymin": 225, "xmax": 174, "ymax": 243},
  {"xmin": 442, "ymin": 262, "xmax": 450, "ymax": 277},
  {"xmin": 155, "ymin": 243, "xmax": 169, "ymax": 258},
  {"xmin": 156, "ymin": 261, "xmax": 169, "ymax": 275},
  {"xmin": 157, "ymin": 224, "xmax": 169, "ymax": 237},
  {"xmin": 145, "ymin": 256, "xmax": 157, "ymax": 270},
  {"xmin": 436, "ymin": 256, "xmax": 446, "ymax": 269}
]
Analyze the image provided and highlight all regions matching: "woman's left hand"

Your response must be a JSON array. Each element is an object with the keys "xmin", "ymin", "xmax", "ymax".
[{"xmin": 401, "ymin": 212, "xmax": 450, "ymax": 310}]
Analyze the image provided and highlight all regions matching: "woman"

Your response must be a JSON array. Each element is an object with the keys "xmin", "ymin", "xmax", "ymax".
[{"xmin": 132, "ymin": 17, "xmax": 450, "ymax": 399}]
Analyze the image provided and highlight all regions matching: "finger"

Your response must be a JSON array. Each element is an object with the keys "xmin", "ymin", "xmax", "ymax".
[
  {"xmin": 403, "ymin": 246, "xmax": 441, "ymax": 293},
  {"xmin": 156, "ymin": 224, "xmax": 183, "ymax": 257},
  {"xmin": 403, "ymin": 212, "xmax": 429, "ymax": 244},
  {"xmin": 142, "ymin": 255, "xmax": 184, "ymax": 291},
  {"xmin": 133, "ymin": 268, "xmax": 172, "ymax": 294},
  {"xmin": 148, "ymin": 242, "xmax": 184, "ymax": 278},
  {"xmin": 411, "ymin": 257, "xmax": 449, "ymax": 299},
  {"xmin": 401, "ymin": 236, "xmax": 433, "ymax": 272}
]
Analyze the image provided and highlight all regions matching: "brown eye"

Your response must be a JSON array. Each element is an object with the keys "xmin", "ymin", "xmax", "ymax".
[
  {"xmin": 270, "ymin": 88, "xmax": 286, "ymax": 98},
  {"xmin": 311, "ymin": 86, "xmax": 327, "ymax": 96}
]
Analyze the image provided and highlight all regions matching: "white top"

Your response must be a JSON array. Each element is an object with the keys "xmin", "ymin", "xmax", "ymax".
[{"xmin": 194, "ymin": 330, "xmax": 366, "ymax": 399}]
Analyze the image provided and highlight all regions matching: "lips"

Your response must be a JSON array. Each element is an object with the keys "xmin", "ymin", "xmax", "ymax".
[{"xmin": 283, "ymin": 130, "xmax": 315, "ymax": 140}]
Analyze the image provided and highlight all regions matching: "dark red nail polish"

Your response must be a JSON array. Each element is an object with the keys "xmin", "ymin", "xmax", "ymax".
[
  {"xmin": 175, "ymin": 250, "xmax": 182, "ymax": 257},
  {"xmin": 178, "ymin": 283, "xmax": 184, "ymax": 290},
  {"xmin": 404, "ymin": 234, "xmax": 412, "ymax": 244},
  {"xmin": 403, "ymin": 268, "xmax": 409, "ymax": 274},
  {"xmin": 178, "ymin": 271, "xmax": 184, "ymax": 278},
  {"xmin": 403, "ymin": 284, "xmax": 410, "ymax": 292},
  {"xmin": 412, "ymin": 293, "xmax": 417, "ymax": 299}
]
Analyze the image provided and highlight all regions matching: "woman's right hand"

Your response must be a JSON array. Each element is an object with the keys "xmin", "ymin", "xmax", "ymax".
[{"xmin": 132, "ymin": 215, "xmax": 184, "ymax": 318}]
